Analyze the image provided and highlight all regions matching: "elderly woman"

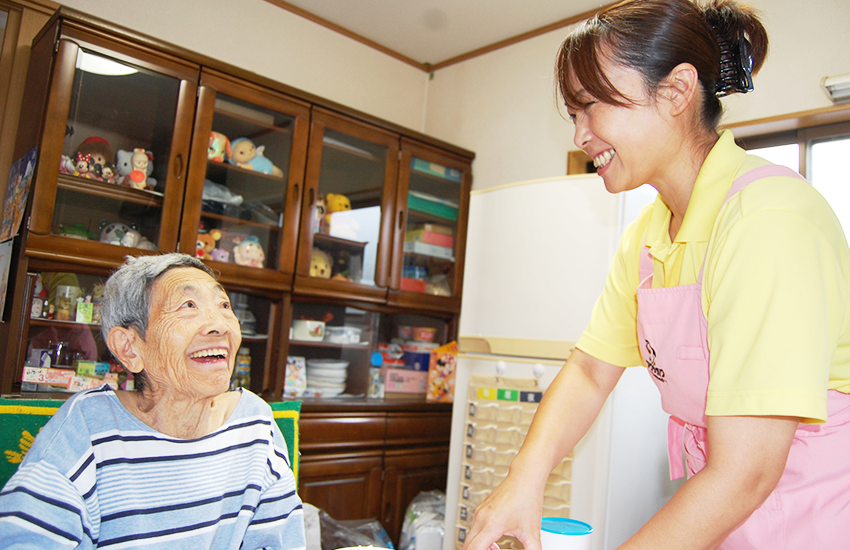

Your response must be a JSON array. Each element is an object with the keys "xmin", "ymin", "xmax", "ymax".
[{"xmin": 0, "ymin": 253, "xmax": 305, "ymax": 549}]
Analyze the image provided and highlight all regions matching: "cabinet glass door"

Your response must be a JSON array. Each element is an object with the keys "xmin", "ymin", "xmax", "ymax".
[
  {"xmin": 22, "ymin": 271, "xmax": 114, "ymax": 393},
  {"xmin": 181, "ymin": 72, "xmax": 309, "ymax": 288},
  {"xmin": 225, "ymin": 290, "xmax": 281, "ymax": 398},
  {"xmin": 50, "ymin": 48, "xmax": 187, "ymax": 252},
  {"xmin": 394, "ymin": 141, "xmax": 470, "ymax": 305},
  {"xmin": 198, "ymin": 95, "xmax": 298, "ymax": 270},
  {"xmin": 297, "ymin": 109, "xmax": 398, "ymax": 300},
  {"xmin": 287, "ymin": 301, "xmax": 379, "ymax": 398}
]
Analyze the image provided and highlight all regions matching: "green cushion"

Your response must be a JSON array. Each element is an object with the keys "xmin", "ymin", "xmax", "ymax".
[
  {"xmin": 1, "ymin": 398, "xmax": 302, "ymax": 489},
  {"xmin": 0, "ymin": 398, "xmax": 65, "ymax": 489},
  {"xmin": 269, "ymin": 400, "xmax": 302, "ymax": 486}
]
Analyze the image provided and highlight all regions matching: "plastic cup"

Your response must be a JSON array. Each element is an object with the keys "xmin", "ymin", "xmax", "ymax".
[{"xmin": 540, "ymin": 517, "xmax": 593, "ymax": 550}]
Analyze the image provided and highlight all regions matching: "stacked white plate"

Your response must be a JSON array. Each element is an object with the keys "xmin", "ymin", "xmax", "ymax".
[{"xmin": 305, "ymin": 359, "xmax": 349, "ymax": 397}]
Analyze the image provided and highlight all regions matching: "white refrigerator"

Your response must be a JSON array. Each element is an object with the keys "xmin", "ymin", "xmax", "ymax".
[{"xmin": 444, "ymin": 175, "xmax": 680, "ymax": 550}]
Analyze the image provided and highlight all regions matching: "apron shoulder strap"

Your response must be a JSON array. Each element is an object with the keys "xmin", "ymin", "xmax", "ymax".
[
  {"xmin": 722, "ymin": 164, "xmax": 806, "ymax": 206},
  {"xmin": 700, "ymin": 164, "xmax": 807, "ymax": 284}
]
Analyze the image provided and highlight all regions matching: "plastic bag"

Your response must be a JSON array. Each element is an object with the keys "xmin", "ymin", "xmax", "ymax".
[
  {"xmin": 318, "ymin": 508, "xmax": 395, "ymax": 550},
  {"xmin": 202, "ymin": 179, "xmax": 243, "ymax": 205},
  {"xmin": 398, "ymin": 490, "xmax": 446, "ymax": 550}
]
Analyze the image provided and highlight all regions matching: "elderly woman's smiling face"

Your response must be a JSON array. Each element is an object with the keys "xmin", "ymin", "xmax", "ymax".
[{"xmin": 136, "ymin": 267, "xmax": 241, "ymax": 398}]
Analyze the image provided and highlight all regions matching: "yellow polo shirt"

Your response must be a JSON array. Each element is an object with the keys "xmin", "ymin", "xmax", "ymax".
[{"xmin": 576, "ymin": 130, "xmax": 850, "ymax": 423}]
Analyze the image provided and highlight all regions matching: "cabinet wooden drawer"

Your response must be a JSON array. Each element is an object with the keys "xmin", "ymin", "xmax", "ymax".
[
  {"xmin": 299, "ymin": 452, "xmax": 383, "ymax": 521},
  {"xmin": 300, "ymin": 412, "xmax": 386, "ymax": 453},
  {"xmin": 386, "ymin": 411, "xmax": 451, "ymax": 447}
]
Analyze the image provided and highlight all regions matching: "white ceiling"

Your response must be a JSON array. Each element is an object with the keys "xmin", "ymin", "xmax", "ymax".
[{"xmin": 278, "ymin": 0, "xmax": 610, "ymax": 66}]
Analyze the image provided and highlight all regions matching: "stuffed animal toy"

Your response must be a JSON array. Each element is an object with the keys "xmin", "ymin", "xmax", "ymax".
[
  {"xmin": 310, "ymin": 248, "xmax": 332, "ymax": 279},
  {"xmin": 76, "ymin": 136, "xmax": 113, "ymax": 174},
  {"xmin": 233, "ymin": 235, "xmax": 265, "ymax": 268},
  {"xmin": 59, "ymin": 155, "xmax": 76, "ymax": 175},
  {"xmin": 208, "ymin": 131, "xmax": 231, "ymax": 162},
  {"xmin": 196, "ymin": 232, "xmax": 217, "ymax": 260},
  {"xmin": 211, "ymin": 247, "xmax": 230, "ymax": 263},
  {"xmin": 99, "ymin": 221, "xmax": 132, "ymax": 246},
  {"xmin": 116, "ymin": 148, "xmax": 155, "ymax": 189},
  {"xmin": 196, "ymin": 229, "xmax": 223, "ymax": 260},
  {"xmin": 325, "ymin": 193, "xmax": 351, "ymax": 226},
  {"xmin": 325, "ymin": 193, "xmax": 356, "ymax": 237},
  {"xmin": 326, "ymin": 193, "xmax": 351, "ymax": 214},
  {"xmin": 228, "ymin": 138, "xmax": 284, "ymax": 177}
]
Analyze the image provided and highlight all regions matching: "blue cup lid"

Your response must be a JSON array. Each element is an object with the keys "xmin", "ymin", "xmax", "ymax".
[{"xmin": 541, "ymin": 517, "xmax": 593, "ymax": 536}]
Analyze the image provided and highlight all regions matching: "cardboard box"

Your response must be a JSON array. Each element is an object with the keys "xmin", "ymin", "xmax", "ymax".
[
  {"xmin": 285, "ymin": 356, "xmax": 306, "ymax": 398},
  {"xmin": 407, "ymin": 191, "xmax": 459, "ymax": 221},
  {"xmin": 426, "ymin": 341, "xmax": 458, "ymax": 403},
  {"xmin": 414, "ymin": 223, "xmax": 453, "ymax": 236},
  {"xmin": 400, "ymin": 277, "xmax": 426, "ymax": 292},
  {"xmin": 385, "ymin": 368, "xmax": 428, "ymax": 394},
  {"xmin": 405, "ymin": 229, "xmax": 454, "ymax": 249},
  {"xmin": 403, "ymin": 241, "xmax": 454, "ymax": 260},
  {"xmin": 411, "ymin": 158, "xmax": 462, "ymax": 182},
  {"xmin": 21, "ymin": 366, "xmax": 75, "ymax": 387}
]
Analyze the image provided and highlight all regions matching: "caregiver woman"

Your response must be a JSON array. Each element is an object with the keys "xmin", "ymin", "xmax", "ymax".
[{"xmin": 465, "ymin": 1, "xmax": 850, "ymax": 549}]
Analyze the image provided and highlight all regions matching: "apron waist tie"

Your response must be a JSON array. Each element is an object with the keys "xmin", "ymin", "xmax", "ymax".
[{"xmin": 668, "ymin": 416, "xmax": 686, "ymax": 480}]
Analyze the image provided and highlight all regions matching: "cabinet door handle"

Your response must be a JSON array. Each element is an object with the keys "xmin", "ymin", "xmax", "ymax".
[
  {"xmin": 397, "ymin": 209, "xmax": 405, "ymax": 230},
  {"xmin": 292, "ymin": 182, "xmax": 299, "ymax": 201},
  {"xmin": 173, "ymin": 153, "xmax": 184, "ymax": 179},
  {"xmin": 309, "ymin": 188, "xmax": 315, "ymax": 206}
]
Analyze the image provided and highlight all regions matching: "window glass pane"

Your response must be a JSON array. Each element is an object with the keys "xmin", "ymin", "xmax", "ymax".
[
  {"xmin": 811, "ymin": 136, "xmax": 850, "ymax": 236},
  {"xmin": 747, "ymin": 143, "xmax": 799, "ymax": 172}
]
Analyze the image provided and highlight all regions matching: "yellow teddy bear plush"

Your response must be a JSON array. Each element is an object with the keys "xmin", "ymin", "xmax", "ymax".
[
  {"xmin": 310, "ymin": 248, "xmax": 332, "ymax": 279},
  {"xmin": 325, "ymin": 193, "xmax": 351, "ymax": 224}
]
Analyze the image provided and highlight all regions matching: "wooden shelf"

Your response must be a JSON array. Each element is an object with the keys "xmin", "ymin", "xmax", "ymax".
[
  {"xmin": 29, "ymin": 318, "xmax": 100, "ymax": 330},
  {"xmin": 289, "ymin": 339, "xmax": 370, "ymax": 350},
  {"xmin": 206, "ymin": 159, "xmax": 284, "ymax": 182},
  {"xmin": 312, "ymin": 232, "xmax": 368, "ymax": 250},
  {"xmin": 406, "ymin": 208, "xmax": 456, "ymax": 224},
  {"xmin": 200, "ymin": 210, "xmax": 281, "ymax": 231},
  {"xmin": 57, "ymin": 173, "xmax": 163, "ymax": 208}
]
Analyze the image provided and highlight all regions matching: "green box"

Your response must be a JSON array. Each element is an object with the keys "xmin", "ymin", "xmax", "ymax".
[
  {"xmin": 411, "ymin": 158, "xmax": 462, "ymax": 182},
  {"xmin": 408, "ymin": 192, "xmax": 458, "ymax": 221}
]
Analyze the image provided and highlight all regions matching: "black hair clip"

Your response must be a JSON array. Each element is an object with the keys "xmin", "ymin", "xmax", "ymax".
[{"xmin": 715, "ymin": 30, "xmax": 754, "ymax": 97}]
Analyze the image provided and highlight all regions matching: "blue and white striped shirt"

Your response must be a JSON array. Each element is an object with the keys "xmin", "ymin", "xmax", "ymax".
[{"xmin": 0, "ymin": 386, "xmax": 305, "ymax": 549}]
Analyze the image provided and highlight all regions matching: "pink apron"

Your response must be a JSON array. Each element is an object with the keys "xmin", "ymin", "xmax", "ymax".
[{"xmin": 636, "ymin": 165, "xmax": 850, "ymax": 549}]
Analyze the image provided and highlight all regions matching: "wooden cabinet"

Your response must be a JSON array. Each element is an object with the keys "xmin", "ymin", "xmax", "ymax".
[
  {"xmin": 299, "ymin": 402, "xmax": 452, "ymax": 545},
  {"xmin": 1, "ymin": 5, "xmax": 470, "ymax": 421}
]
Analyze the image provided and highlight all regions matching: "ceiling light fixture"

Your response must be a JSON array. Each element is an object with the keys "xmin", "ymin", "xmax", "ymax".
[{"xmin": 822, "ymin": 72, "xmax": 850, "ymax": 103}]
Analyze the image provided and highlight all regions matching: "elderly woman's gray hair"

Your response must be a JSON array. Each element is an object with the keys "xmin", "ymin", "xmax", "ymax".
[{"xmin": 101, "ymin": 253, "xmax": 215, "ymax": 389}]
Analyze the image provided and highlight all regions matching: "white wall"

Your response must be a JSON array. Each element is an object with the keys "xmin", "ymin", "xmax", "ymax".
[
  {"xmin": 57, "ymin": 0, "xmax": 429, "ymax": 132},
  {"xmin": 425, "ymin": 0, "xmax": 850, "ymax": 190}
]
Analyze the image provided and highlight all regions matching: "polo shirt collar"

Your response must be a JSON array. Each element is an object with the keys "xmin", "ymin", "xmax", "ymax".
[{"xmin": 646, "ymin": 130, "xmax": 746, "ymax": 249}]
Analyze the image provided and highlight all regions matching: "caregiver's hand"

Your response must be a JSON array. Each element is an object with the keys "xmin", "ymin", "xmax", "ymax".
[{"xmin": 463, "ymin": 466, "xmax": 547, "ymax": 550}]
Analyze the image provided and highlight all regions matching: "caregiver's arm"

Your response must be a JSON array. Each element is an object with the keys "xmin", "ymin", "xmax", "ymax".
[
  {"xmin": 463, "ymin": 348, "xmax": 624, "ymax": 550},
  {"xmin": 620, "ymin": 414, "xmax": 798, "ymax": 550}
]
